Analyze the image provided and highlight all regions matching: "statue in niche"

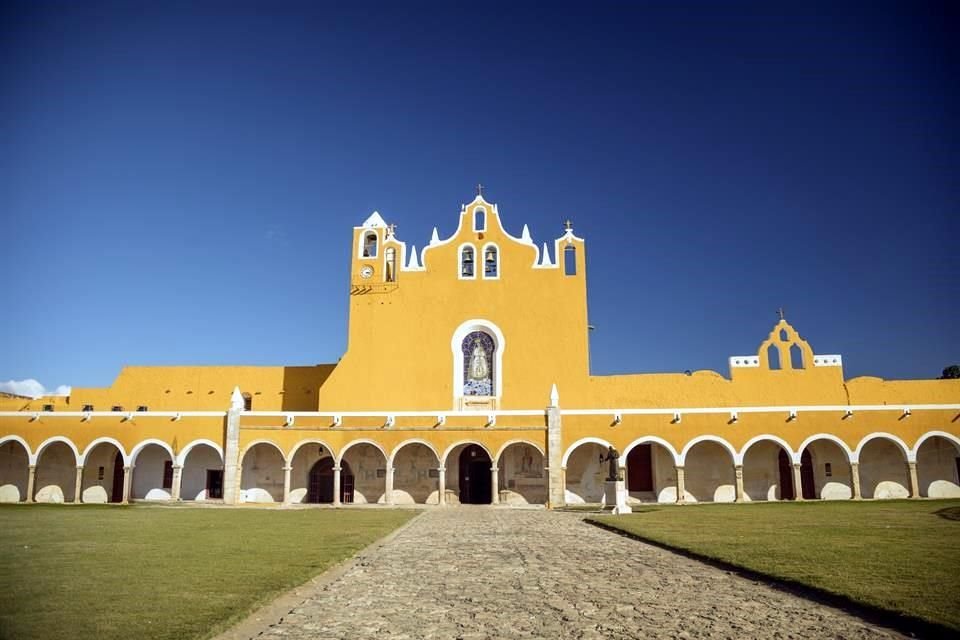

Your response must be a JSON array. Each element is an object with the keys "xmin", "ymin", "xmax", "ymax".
[{"xmin": 468, "ymin": 338, "xmax": 490, "ymax": 380}]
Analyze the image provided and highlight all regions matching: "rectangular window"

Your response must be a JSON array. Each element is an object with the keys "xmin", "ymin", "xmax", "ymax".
[
  {"xmin": 824, "ymin": 462, "xmax": 832, "ymax": 477},
  {"xmin": 205, "ymin": 469, "xmax": 223, "ymax": 499},
  {"xmin": 82, "ymin": 404, "xmax": 94, "ymax": 412},
  {"xmin": 162, "ymin": 461, "xmax": 173, "ymax": 489},
  {"xmin": 111, "ymin": 405, "xmax": 123, "ymax": 412},
  {"xmin": 42, "ymin": 404, "xmax": 54, "ymax": 412},
  {"xmin": 137, "ymin": 405, "xmax": 148, "ymax": 412},
  {"xmin": 98, "ymin": 466, "xmax": 105, "ymax": 481},
  {"xmin": 564, "ymin": 245, "xmax": 577, "ymax": 276}
]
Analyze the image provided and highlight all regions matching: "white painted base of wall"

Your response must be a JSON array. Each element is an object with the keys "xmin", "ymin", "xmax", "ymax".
[
  {"xmin": 144, "ymin": 489, "xmax": 172, "ymax": 501},
  {"xmin": 240, "ymin": 488, "xmax": 275, "ymax": 503},
  {"xmin": 82, "ymin": 486, "xmax": 108, "ymax": 503},
  {"xmin": 0, "ymin": 484, "xmax": 21, "ymax": 502},
  {"xmin": 927, "ymin": 480, "xmax": 960, "ymax": 498},
  {"xmin": 35, "ymin": 485, "xmax": 64, "ymax": 503}
]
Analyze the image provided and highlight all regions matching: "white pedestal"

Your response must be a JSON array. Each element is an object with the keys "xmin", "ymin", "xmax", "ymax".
[{"xmin": 604, "ymin": 480, "xmax": 632, "ymax": 515}]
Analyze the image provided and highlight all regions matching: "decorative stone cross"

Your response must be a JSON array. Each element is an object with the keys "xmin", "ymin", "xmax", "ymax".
[
  {"xmin": 476, "ymin": 183, "xmax": 485, "ymax": 197},
  {"xmin": 387, "ymin": 223, "xmax": 397, "ymax": 237},
  {"xmin": 564, "ymin": 219, "xmax": 573, "ymax": 231},
  {"xmin": 777, "ymin": 307, "xmax": 785, "ymax": 321}
]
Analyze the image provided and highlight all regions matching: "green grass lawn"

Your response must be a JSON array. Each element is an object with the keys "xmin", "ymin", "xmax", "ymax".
[
  {"xmin": 590, "ymin": 500, "xmax": 960, "ymax": 633},
  {"xmin": 0, "ymin": 505, "xmax": 417, "ymax": 640}
]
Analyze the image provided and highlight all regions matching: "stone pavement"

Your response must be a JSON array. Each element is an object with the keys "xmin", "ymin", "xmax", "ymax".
[{"xmin": 236, "ymin": 508, "xmax": 903, "ymax": 639}]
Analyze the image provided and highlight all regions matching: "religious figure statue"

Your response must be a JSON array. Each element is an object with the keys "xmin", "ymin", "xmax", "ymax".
[
  {"xmin": 468, "ymin": 338, "xmax": 490, "ymax": 380},
  {"xmin": 600, "ymin": 446, "xmax": 622, "ymax": 481}
]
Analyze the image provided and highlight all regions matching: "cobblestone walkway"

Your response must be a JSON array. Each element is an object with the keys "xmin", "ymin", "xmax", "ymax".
[{"xmin": 250, "ymin": 509, "xmax": 902, "ymax": 639}]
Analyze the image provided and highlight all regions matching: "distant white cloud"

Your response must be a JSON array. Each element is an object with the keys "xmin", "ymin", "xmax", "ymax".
[{"xmin": 0, "ymin": 379, "xmax": 72, "ymax": 399}]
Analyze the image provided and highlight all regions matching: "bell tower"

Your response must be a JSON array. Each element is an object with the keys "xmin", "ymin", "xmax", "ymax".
[{"xmin": 350, "ymin": 211, "xmax": 401, "ymax": 291}]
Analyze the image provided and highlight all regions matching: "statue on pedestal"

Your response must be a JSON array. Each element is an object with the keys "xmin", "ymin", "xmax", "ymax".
[{"xmin": 600, "ymin": 446, "xmax": 622, "ymax": 482}]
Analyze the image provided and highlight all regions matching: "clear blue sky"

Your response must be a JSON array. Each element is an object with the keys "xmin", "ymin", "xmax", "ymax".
[{"xmin": 1, "ymin": 1, "xmax": 957, "ymax": 393}]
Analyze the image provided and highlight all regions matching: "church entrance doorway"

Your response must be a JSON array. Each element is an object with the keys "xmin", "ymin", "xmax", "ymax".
[
  {"xmin": 626, "ymin": 444, "xmax": 653, "ymax": 492},
  {"xmin": 458, "ymin": 445, "xmax": 491, "ymax": 504},
  {"xmin": 800, "ymin": 449, "xmax": 816, "ymax": 499},
  {"xmin": 111, "ymin": 450, "xmax": 125, "ymax": 503},
  {"xmin": 778, "ymin": 449, "xmax": 795, "ymax": 500},
  {"xmin": 307, "ymin": 458, "xmax": 354, "ymax": 503}
]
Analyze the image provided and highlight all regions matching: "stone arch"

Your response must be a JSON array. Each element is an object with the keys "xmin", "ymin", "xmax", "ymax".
[
  {"xmin": 562, "ymin": 437, "xmax": 612, "ymax": 504},
  {"xmin": 681, "ymin": 437, "xmax": 737, "ymax": 503},
  {"xmin": 798, "ymin": 435, "xmax": 854, "ymax": 500},
  {"xmin": 240, "ymin": 441, "xmax": 286, "ymax": 503},
  {"xmin": 80, "ymin": 437, "xmax": 129, "ymax": 466},
  {"xmin": 339, "ymin": 439, "xmax": 388, "ymax": 504},
  {"xmin": 740, "ymin": 435, "xmax": 796, "ymax": 501},
  {"xmin": 796, "ymin": 433, "xmax": 853, "ymax": 464},
  {"xmin": 176, "ymin": 439, "xmax": 224, "ymax": 467},
  {"xmin": 679, "ymin": 435, "xmax": 737, "ymax": 466},
  {"xmin": 560, "ymin": 436, "xmax": 612, "ymax": 468},
  {"xmin": 496, "ymin": 440, "xmax": 547, "ymax": 505},
  {"xmin": 913, "ymin": 432, "xmax": 960, "ymax": 498},
  {"xmin": 622, "ymin": 437, "xmax": 681, "ymax": 504},
  {"xmin": 0, "ymin": 436, "xmax": 31, "ymax": 502},
  {"xmin": 288, "ymin": 438, "xmax": 337, "ymax": 464},
  {"xmin": 451, "ymin": 318, "xmax": 506, "ymax": 404},
  {"xmin": 80, "ymin": 439, "xmax": 126, "ymax": 504},
  {"xmin": 33, "ymin": 437, "xmax": 80, "ymax": 503},
  {"xmin": 854, "ymin": 432, "xmax": 913, "ymax": 463},
  {"xmin": 32, "ymin": 436, "xmax": 80, "ymax": 466},
  {"xmin": 389, "ymin": 440, "xmax": 442, "ymax": 505},
  {"xmin": 857, "ymin": 433, "xmax": 910, "ymax": 499},
  {"xmin": 179, "ymin": 440, "xmax": 224, "ymax": 501},
  {"xmin": 441, "ymin": 440, "xmax": 494, "ymax": 506},
  {"xmin": 130, "ymin": 440, "xmax": 175, "ymax": 500},
  {"xmin": 388, "ymin": 439, "xmax": 440, "ymax": 468},
  {"xmin": 287, "ymin": 439, "xmax": 337, "ymax": 504},
  {"xmin": 441, "ymin": 439, "xmax": 495, "ymax": 468},
  {"xmin": 130, "ymin": 439, "xmax": 175, "ymax": 466}
]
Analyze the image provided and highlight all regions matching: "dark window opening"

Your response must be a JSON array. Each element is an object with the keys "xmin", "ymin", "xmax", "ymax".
[
  {"xmin": 564, "ymin": 245, "xmax": 576, "ymax": 276},
  {"xmin": 82, "ymin": 404, "xmax": 94, "ymax": 412},
  {"xmin": 42, "ymin": 404, "xmax": 54, "ymax": 412},
  {"xmin": 474, "ymin": 209, "xmax": 486, "ymax": 231},
  {"xmin": 137, "ymin": 405, "xmax": 148, "ymax": 412},
  {"xmin": 111, "ymin": 405, "xmax": 123, "ymax": 412},
  {"xmin": 362, "ymin": 232, "xmax": 378, "ymax": 258},
  {"xmin": 767, "ymin": 344, "xmax": 781, "ymax": 370},
  {"xmin": 242, "ymin": 393, "xmax": 252, "ymax": 411},
  {"xmin": 162, "ymin": 460, "xmax": 173, "ymax": 489}
]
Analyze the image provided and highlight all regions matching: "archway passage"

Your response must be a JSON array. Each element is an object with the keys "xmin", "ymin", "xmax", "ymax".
[
  {"xmin": 497, "ymin": 443, "xmax": 546, "ymax": 505},
  {"xmin": 35, "ymin": 441, "xmax": 78, "ymax": 503},
  {"xmin": 800, "ymin": 439, "xmax": 853, "ymax": 500},
  {"xmin": 307, "ymin": 458, "xmax": 354, "ymax": 504},
  {"xmin": 0, "ymin": 440, "xmax": 29, "ymax": 502},
  {"xmin": 859, "ymin": 438, "xmax": 909, "ymax": 499},
  {"xmin": 458, "ymin": 445, "xmax": 492, "ymax": 504},
  {"xmin": 916, "ymin": 436, "xmax": 960, "ymax": 498},
  {"xmin": 777, "ymin": 449, "xmax": 795, "ymax": 500},
  {"xmin": 240, "ymin": 443, "xmax": 285, "ymax": 503},
  {"xmin": 627, "ymin": 445, "xmax": 653, "ymax": 493},
  {"xmin": 683, "ymin": 441, "xmax": 735, "ymax": 503},
  {"xmin": 392, "ymin": 443, "xmax": 441, "ymax": 504},
  {"xmin": 564, "ymin": 441, "xmax": 607, "ymax": 504},
  {"xmin": 799, "ymin": 449, "xmax": 815, "ymax": 499},
  {"xmin": 181, "ymin": 443, "xmax": 224, "ymax": 501},
  {"xmin": 111, "ymin": 451, "xmax": 124, "ymax": 502},
  {"xmin": 131, "ymin": 443, "xmax": 174, "ymax": 501}
]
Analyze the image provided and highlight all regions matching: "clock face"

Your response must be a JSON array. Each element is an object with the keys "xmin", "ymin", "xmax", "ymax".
[{"xmin": 359, "ymin": 265, "xmax": 374, "ymax": 279}]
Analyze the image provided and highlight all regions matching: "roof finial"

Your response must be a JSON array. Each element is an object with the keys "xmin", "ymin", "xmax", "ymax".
[
  {"xmin": 476, "ymin": 183, "xmax": 484, "ymax": 197},
  {"xmin": 564, "ymin": 218, "xmax": 573, "ymax": 231},
  {"xmin": 777, "ymin": 307, "xmax": 785, "ymax": 321},
  {"xmin": 386, "ymin": 223, "xmax": 397, "ymax": 237}
]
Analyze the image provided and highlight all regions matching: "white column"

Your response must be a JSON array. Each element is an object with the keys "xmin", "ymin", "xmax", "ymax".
[
  {"xmin": 171, "ymin": 464, "xmax": 183, "ymax": 501},
  {"xmin": 333, "ymin": 465, "xmax": 342, "ymax": 507},
  {"xmin": 734, "ymin": 464, "xmax": 744, "ymax": 503},
  {"xmin": 490, "ymin": 466, "xmax": 500, "ymax": 505},
  {"xmin": 74, "ymin": 466, "xmax": 84, "ymax": 503},
  {"xmin": 546, "ymin": 404, "xmax": 563, "ymax": 508},
  {"xmin": 235, "ymin": 464, "xmax": 243, "ymax": 503},
  {"xmin": 222, "ymin": 401, "xmax": 242, "ymax": 505},
  {"xmin": 850, "ymin": 461, "xmax": 862, "ymax": 499},
  {"xmin": 907, "ymin": 461, "xmax": 920, "ymax": 498},
  {"xmin": 385, "ymin": 465, "xmax": 394, "ymax": 505},
  {"xmin": 26, "ymin": 465, "xmax": 36, "ymax": 503},
  {"xmin": 675, "ymin": 466, "xmax": 686, "ymax": 504},
  {"xmin": 438, "ymin": 466, "xmax": 446, "ymax": 505},
  {"xmin": 122, "ymin": 466, "xmax": 133, "ymax": 504},
  {"xmin": 792, "ymin": 463, "xmax": 804, "ymax": 501},
  {"xmin": 282, "ymin": 465, "xmax": 291, "ymax": 504}
]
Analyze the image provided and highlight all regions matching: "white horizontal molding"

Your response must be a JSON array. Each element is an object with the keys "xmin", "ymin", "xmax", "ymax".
[
  {"xmin": 0, "ymin": 411, "xmax": 227, "ymax": 418},
  {"xmin": 242, "ymin": 410, "xmax": 547, "ymax": 418},
  {"xmin": 813, "ymin": 354, "xmax": 843, "ymax": 367},
  {"xmin": 560, "ymin": 404, "xmax": 960, "ymax": 416}
]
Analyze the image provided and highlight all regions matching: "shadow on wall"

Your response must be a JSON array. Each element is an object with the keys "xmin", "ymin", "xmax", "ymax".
[{"xmin": 280, "ymin": 366, "xmax": 337, "ymax": 411}]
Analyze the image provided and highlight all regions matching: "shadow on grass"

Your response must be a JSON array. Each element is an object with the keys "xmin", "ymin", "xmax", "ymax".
[
  {"xmin": 587, "ymin": 518, "xmax": 956, "ymax": 640},
  {"xmin": 934, "ymin": 506, "xmax": 960, "ymax": 521}
]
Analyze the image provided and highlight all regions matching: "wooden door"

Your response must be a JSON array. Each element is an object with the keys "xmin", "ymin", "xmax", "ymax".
[
  {"xmin": 800, "ymin": 449, "xmax": 816, "ymax": 499},
  {"xmin": 206, "ymin": 469, "xmax": 224, "ymax": 499},
  {"xmin": 111, "ymin": 451, "xmax": 125, "ymax": 503},
  {"xmin": 627, "ymin": 444, "xmax": 653, "ymax": 492},
  {"xmin": 458, "ymin": 445, "xmax": 491, "ymax": 504},
  {"xmin": 778, "ymin": 449, "xmax": 795, "ymax": 500}
]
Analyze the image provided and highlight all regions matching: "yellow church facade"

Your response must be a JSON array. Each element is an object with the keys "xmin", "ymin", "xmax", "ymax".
[{"xmin": 1, "ymin": 194, "xmax": 958, "ymax": 508}]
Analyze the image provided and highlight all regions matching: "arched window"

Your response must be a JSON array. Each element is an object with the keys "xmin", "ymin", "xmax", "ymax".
[
  {"xmin": 385, "ymin": 247, "xmax": 397, "ymax": 282},
  {"xmin": 460, "ymin": 245, "xmax": 475, "ymax": 278},
  {"xmin": 362, "ymin": 232, "xmax": 378, "ymax": 258},
  {"xmin": 564, "ymin": 245, "xmax": 576, "ymax": 276},
  {"xmin": 462, "ymin": 331, "xmax": 495, "ymax": 396},
  {"xmin": 483, "ymin": 245, "xmax": 498, "ymax": 278},
  {"xmin": 767, "ymin": 344, "xmax": 780, "ymax": 370},
  {"xmin": 790, "ymin": 343, "xmax": 804, "ymax": 369},
  {"xmin": 474, "ymin": 208, "xmax": 486, "ymax": 232}
]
